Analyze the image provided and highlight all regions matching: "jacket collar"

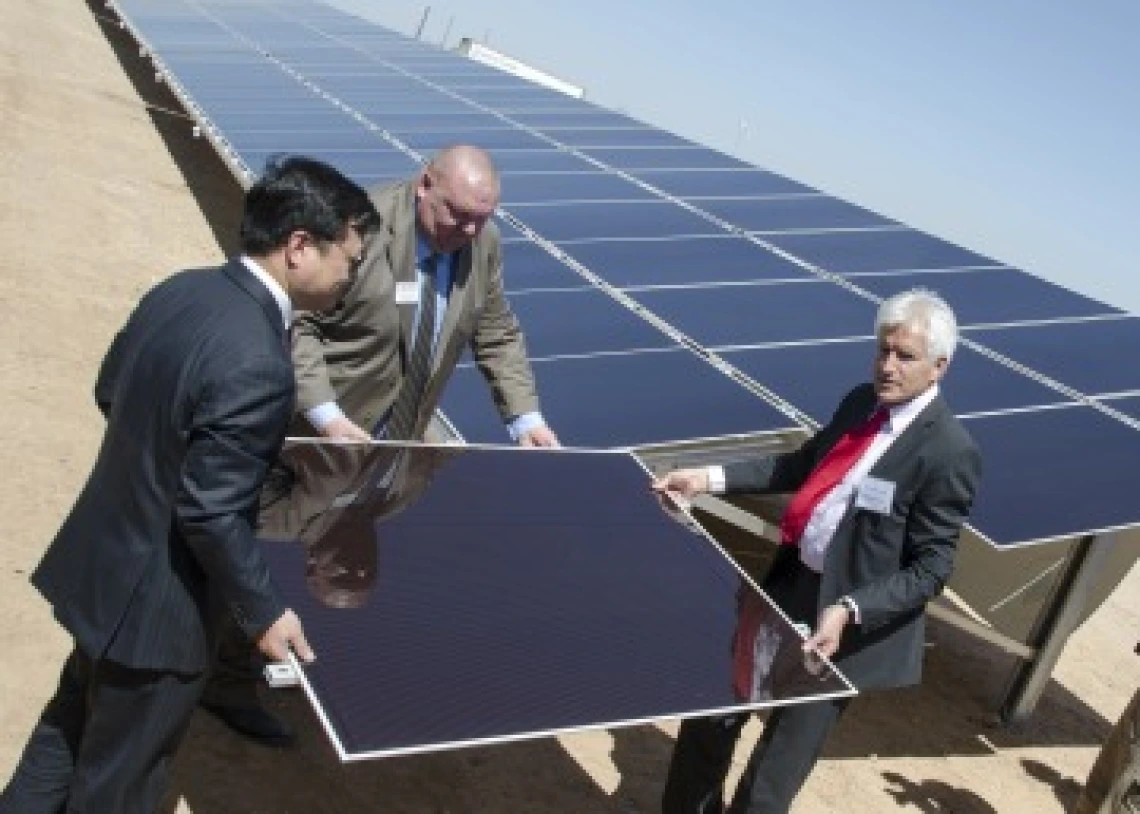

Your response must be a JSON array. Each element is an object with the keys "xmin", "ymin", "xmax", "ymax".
[{"xmin": 222, "ymin": 258, "xmax": 289, "ymax": 342}]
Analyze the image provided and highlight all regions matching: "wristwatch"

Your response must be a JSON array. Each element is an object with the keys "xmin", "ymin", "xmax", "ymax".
[{"xmin": 837, "ymin": 595, "xmax": 858, "ymax": 622}]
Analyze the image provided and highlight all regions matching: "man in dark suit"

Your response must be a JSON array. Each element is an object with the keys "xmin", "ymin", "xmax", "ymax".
[
  {"xmin": 0, "ymin": 156, "xmax": 378, "ymax": 814},
  {"xmin": 202, "ymin": 144, "xmax": 559, "ymax": 742},
  {"xmin": 653, "ymin": 288, "xmax": 983, "ymax": 814}
]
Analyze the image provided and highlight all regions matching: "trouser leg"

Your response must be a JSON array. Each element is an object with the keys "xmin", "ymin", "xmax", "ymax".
[
  {"xmin": 67, "ymin": 659, "xmax": 206, "ymax": 814},
  {"xmin": 200, "ymin": 613, "xmax": 261, "ymax": 708},
  {"xmin": 0, "ymin": 647, "xmax": 91, "ymax": 814},
  {"xmin": 662, "ymin": 713, "xmax": 750, "ymax": 814},
  {"xmin": 727, "ymin": 697, "xmax": 851, "ymax": 814}
]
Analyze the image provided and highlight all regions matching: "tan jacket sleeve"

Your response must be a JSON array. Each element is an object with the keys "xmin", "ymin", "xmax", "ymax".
[
  {"xmin": 292, "ymin": 308, "xmax": 339, "ymax": 414},
  {"xmin": 470, "ymin": 238, "xmax": 540, "ymax": 420}
]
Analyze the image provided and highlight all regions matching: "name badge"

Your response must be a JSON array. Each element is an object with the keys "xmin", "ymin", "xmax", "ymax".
[
  {"xmin": 395, "ymin": 281, "xmax": 419, "ymax": 305},
  {"xmin": 854, "ymin": 476, "xmax": 895, "ymax": 515}
]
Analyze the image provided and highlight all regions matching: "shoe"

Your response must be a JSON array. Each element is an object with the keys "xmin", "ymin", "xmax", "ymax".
[{"xmin": 200, "ymin": 701, "xmax": 295, "ymax": 747}]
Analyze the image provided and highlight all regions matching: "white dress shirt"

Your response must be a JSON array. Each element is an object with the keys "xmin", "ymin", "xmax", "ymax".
[
  {"xmin": 709, "ymin": 384, "xmax": 940, "ymax": 574},
  {"xmin": 240, "ymin": 255, "xmax": 291, "ymax": 329}
]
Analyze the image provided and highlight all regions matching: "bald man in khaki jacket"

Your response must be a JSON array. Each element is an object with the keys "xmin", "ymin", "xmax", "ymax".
[{"xmin": 293, "ymin": 144, "xmax": 557, "ymax": 445}]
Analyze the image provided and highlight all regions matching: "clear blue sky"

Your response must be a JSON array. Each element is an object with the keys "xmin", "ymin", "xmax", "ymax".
[{"xmin": 329, "ymin": 0, "xmax": 1138, "ymax": 314}]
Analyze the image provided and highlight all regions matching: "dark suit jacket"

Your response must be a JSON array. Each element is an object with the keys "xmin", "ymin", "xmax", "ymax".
[
  {"xmin": 32, "ymin": 260, "xmax": 294, "ymax": 673},
  {"xmin": 292, "ymin": 179, "xmax": 539, "ymax": 439},
  {"xmin": 724, "ymin": 382, "xmax": 982, "ymax": 690}
]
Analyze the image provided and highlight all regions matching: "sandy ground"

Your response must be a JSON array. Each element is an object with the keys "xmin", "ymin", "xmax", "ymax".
[{"xmin": 2, "ymin": 1, "xmax": 1137, "ymax": 812}]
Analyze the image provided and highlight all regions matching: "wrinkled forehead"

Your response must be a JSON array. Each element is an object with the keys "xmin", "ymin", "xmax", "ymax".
[
  {"xmin": 877, "ymin": 320, "xmax": 930, "ymax": 352},
  {"xmin": 440, "ymin": 166, "xmax": 499, "ymax": 212}
]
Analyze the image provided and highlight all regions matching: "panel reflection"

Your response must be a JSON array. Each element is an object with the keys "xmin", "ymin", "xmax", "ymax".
[{"xmin": 258, "ymin": 443, "xmax": 853, "ymax": 760}]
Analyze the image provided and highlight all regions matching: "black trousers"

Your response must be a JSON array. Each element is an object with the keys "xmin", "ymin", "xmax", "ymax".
[
  {"xmin": 0, "ymin": 646, "xmax": 207, "ymax": 814},
  {"xmin": 662, "ymin": 556, "xmax": 851, "ymax": 814}
]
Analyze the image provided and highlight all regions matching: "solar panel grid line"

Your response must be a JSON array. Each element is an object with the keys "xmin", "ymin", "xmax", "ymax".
[
  {"xmin": 844, "ymin": 264, "xmax": 1011, "ymax": 277},
  {"xmin": 956, "ymin": 402, "xmax": 1084, "ymax": 421},
  {"xmin": 747, "ymin": 225, "xmax": 913, "ymax": 236},
  {"xmin": 618, "ymin": 278, "xmax": 825, "ymax": 294},
  {"xmin": 682, "ymin": 192, "xmax": 826, "ymax": 201},
  {"xmin": 456, "ymin": 344, "xmax": 691, "ymax": 367},
  {"xmin": 959, "ymin": 313, "xmax": 1132, "ymax": 331}
]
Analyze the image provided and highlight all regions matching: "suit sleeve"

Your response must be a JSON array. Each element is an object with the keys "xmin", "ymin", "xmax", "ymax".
[
  {"xmin": 292, "ymin": 309, "xmax": 339, "ymax": 414},
  {"xmin": 174, "ymin": 354, "xmax": 292, "ymax": 639},
  {"xmin": 722, "ymin": 387, "xmax": 866, "ymax": 493},
  {"xmin": 470, "ymin": 240, "xmax": 540, "ymax": 420},
  {"xmin": 848, "ymin": 440, "xmax": 983, "ymax": 632},
  {"xmin": 94, "ymin": 326, "xmax": 129, "ymax": 418}
]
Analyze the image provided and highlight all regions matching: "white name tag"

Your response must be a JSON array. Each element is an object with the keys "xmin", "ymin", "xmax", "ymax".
[
  {"xmin": 854, "ymin": 476, "xmax": 895, "ymax": 514},
  {"xmin": 395, "ymin": 281, "xmax": 419, "ymax": 305}
]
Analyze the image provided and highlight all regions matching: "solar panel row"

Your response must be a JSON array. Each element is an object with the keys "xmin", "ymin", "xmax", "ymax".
[{"xmin": 112, "ymin": 0, "xmax": 1140, "ymax": 548}]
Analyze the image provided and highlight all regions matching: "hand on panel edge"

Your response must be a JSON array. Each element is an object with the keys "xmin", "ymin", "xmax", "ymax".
[{"xmin": 256, "ymin": 609, "xmax": 316, "ymax": 664}]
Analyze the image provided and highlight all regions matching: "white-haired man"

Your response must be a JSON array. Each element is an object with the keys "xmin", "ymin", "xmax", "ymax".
[{"xmin": 654, "ymin": 288, "xmax": 983, "ymax": 814}]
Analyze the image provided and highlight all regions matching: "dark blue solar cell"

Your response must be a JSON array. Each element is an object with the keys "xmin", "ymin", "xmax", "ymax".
[
  {"xmin": 852, "ymin": 269, "xmax": 1123, "ymax": 326},
  {"xmin": 628, "ymin": 282, "xmax": 876, "ymax": 347},
  {"xmin": 699, "ymin": 197, "xmax": 895, "ymax": 232},
  {"xmin": 395, "ymin": 128, "xmax": 551, "ymax": 151},
  {"xmin": 506, "ymin": 289, "xmax": 675, "ymax": 357},
  {"xmin": 631, "ymin": 169, "xmax": 816, "ymax": 198},
  {"xmin": 545, "ymin": 129, "xmax": 696, "ymax": 148},
  {"xmin": 512, "ymin": 112, "xmax": 647, "ymax": 130},
  {"xmin": 512, "ymin": 201, "xmax": 721, "ymax": 241},
  {"xmin": 355, "ymin": 113, "xmax": 507, "ymax": 130},
  {"xmin": 962, "ymin": 407, "xmax": 1140, "ymax": 545},
  {"xmin": 720, "ymin": 340, "xmax": 1071, "ymax": 424},
  {"xmin": 584, "ymin": 148, "xmax": 752, "ymax": 170},
  {"xmin": 240, "ymin": 149, "xmax": 419, "ymax": 177},
  {"xmin": 501, "ymin": 242, "xmax": 590, "ymax": 291},
  {"xmin": 207, "ymin": 111, "xmax": 366, "ymax": 131},
  {"xmin": 765, "ymin": 230, "xmax": 998, "ymax": 273},
  {"xmin": 225, "ymin": 129, "xmax": 390, "ymax": 151},
  {"xmin": 966, "ymin": 318, "xmax": 1140, "ymax": 395},
  {"xmin": 258, "ymin": 444, "xmax": 846, "ymax": 759},
  {"xmin": 562, "ymin": 237, "xmax": 814, "ymax": 287},
  {"xmin": 499, "ymin": 172, "xmax": 654, "ymax": 204},
  {"xmin": 485, "ymin": 150, "xmax": 596, "ymax": 172},
  {"xmin": 441, "ymin": 350, "xmax": 797, "ymax": 446}
]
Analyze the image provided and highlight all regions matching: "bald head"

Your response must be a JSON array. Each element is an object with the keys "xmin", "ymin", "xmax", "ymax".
[{"xmin": 415, "ymin": 145, "xmax": 500, "ymax": 253}]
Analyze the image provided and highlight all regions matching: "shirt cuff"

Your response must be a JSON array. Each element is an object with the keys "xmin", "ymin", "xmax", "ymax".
[
  {"xmin": 839, "ymin": 595, "xmax": 861, "ymax": 625},
  {"xmin": 707, "ymin": 466, "xmax": 727, "ymax": 494},
  {"xmin": 506, "ymin": 411, "xmax": 546, "ymax": 441},
  {"xmin": 306, "ymin": 401, "xmax": 345, "ymax": 431}
]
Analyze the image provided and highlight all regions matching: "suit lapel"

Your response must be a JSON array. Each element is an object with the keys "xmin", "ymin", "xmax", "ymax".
[
  {"xmin": 867, "ymin": 395, "xmax": 949, "ymax": 479},
  {"xmin": 222, "ymin": 259, "xmax": 287, "ymax": 347},
  {"xmin": 386, "ymin": 183, "xmax": 419, "ymax": 349}
]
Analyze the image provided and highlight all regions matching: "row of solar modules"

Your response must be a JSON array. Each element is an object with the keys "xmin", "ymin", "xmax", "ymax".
[{"xmin": 114, "ymin": 0, "xmax": 1140, "ymax": 549}]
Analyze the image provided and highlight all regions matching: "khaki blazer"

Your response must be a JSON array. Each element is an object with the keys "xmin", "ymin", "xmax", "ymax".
[{"xmin": 292, "ymin": 179, "xmax": 539, "ymax": 439}]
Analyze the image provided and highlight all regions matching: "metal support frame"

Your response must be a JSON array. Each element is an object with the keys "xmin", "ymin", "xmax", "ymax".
[{"xmin": 999, "ymin": 533, "xmax": 1116, "ymax": 724}]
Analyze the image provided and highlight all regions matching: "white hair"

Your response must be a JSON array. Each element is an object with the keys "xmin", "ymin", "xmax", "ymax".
[{"xmin": 874, "ymin": 287, "xmax": 958, "ymax": 361}]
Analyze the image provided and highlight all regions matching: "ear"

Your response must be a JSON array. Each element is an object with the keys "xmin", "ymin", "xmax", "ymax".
[
  {"xmin": 284, "ymin": 229, "xmax": 311, "ymax": 269},
  {"xmin": 931, "ymin": 356, "xmax": 949, "ymax": 382}
]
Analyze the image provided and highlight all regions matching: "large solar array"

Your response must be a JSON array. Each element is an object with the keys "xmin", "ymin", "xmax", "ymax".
[{"xmin": 113, "ymin": 0, "xmax": 1140, "ymax": 550}]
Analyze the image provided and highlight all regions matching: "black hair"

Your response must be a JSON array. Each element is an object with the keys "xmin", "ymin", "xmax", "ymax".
[{"xmin": 239, "ymin": 155, "xmax": 378, "ymax": 255}]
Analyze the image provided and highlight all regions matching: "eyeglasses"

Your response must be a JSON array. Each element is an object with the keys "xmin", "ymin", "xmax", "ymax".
[{"xmin": 431, "ymin": 190, "xmax": 492, "ymax": 231}]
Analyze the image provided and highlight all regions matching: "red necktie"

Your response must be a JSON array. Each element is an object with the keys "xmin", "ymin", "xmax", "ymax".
[{"xmin": 779, "ymin": 407, "xmax": 889, "ymax": 546}]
